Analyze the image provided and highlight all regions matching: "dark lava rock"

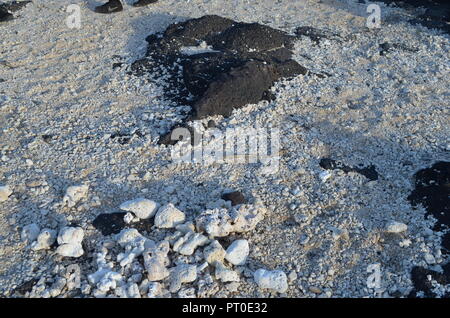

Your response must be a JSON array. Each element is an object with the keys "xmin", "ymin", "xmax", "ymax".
[
  {"xmin": 379, "ymin": 42, "xmax": 419, "ymax": 56},
  {"xmin": 295, "ymin": 26, "xmax": 340, "ymax": 44},
  {"xmin": 408, "ymin": 265, "xmax": 450, "ymax": 298},
  {"xmin": 319, "ymin": 158, "xmax": 379, "ymax": 181},
  {"xmin": 0, "ymin": 1, "xmax": 31, "ymax": 22},
  {"xmin": 92, "ymin": 212, "xmax": 127, "ymax": 235},
  {"xmin": 222, "ymin": 191, "xmax": 246, "ymax": 206},
  {"xmin": 376, "ymin": 0, "xmax": 450, "ymax": 34},
  {"xmin": 131, "ymin": 15, "xmax": 309, "ymax": 144},
  {"xmin": 408, "ymin": 161, "xmax": 450, "ymax": 231}
]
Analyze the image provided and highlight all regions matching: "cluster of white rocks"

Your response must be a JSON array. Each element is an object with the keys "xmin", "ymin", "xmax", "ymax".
[
  {"xmin": 80, "ymin": 197, "xmax": 289, "ymax": 297},
  {"xmin": 23, "ymin": 223, "xmax": 84, "ymax": 258},
  {"xmin": 19, "ymin": 187, "xmax": 290, "ymax": 297}
]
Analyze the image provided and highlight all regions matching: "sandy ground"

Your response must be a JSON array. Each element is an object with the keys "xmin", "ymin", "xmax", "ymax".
[{"xmin": 0, "ymin": 0, "xmax": 449, "ymax": 297}]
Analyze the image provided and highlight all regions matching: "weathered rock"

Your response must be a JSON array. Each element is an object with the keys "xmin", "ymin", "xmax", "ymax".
[
  {"xmin": 225, "ymin": 239, "xmax": 249, "ymax": 266},
  {"xmin": 63, "ymin": 184, "xmax": 89, "ymax": 207},
  {"xmin": 56, "ymin": 227, "xmax": 85, "ymax": 257},
  {"xmin": 143, "ymin": 241, "xmax": 171, "ymax": 282},
  {"xmin": 214, "ymin": 261, "xmax": 240, "ymax": 282},
  {"xmin": 154, "ymin": 203, "xmax": 186, "ymax": 228},
  {"xmin": 169, "ymin": 264, "xmax": 197, "ymax": 293},
  {"xmin": 173, "ymin": 231, "xmax": 209, "ymax": 256},
  {"xmin": 254, "ymin": 269, "xmax": 288, "ymax": 293},
  {"xmin": 203, "ymin": 240, "xmax": 226, "ymax": 264},
  {"xmin": 385, "ymin": 221, "xmax": 408, "ymax": 233},
  {"xmin": 31, "ymin": 229, "xmax": 57, "ymax": 251},
  {"xmin": 196, "ymin": 204, "xmax": 266, "ymax": 237},
  {"xmin": 57, "ymin": 227, "xmax": 84, "ymax": 245},
  {"xmin": 21, "ymin": 224, "xmax": 40, "ymax": 242},
  {"xmin": 119, "ymin": 198, "xmax": 159, "ymax": 220},
  {"xmin": 0, "ymin": 185, "xmax": 12, "ymax": 202}
]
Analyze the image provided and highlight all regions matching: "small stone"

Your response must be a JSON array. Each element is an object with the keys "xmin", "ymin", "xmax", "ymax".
[
  {"xmin": 254, "ymin": 269, "xmax": 288, "ymax": 293},
  {"xmin": 288, "ymin": 271, "xmax": 298, "ymax": 282},
  {"xmin": 424, "ymin": 253, "xmax": 436, "ymax": 265},
  {"xmin": 0, "ymin": 185, "xmax": 12, "ymax": 202},
  {"xmin": 154, "ymin": 203, "xmax": 186, "ymax": 228},
  {"xmin": 169, "ymin": 264, "xmax": 197, "ymax": 293},
  {"xmin": 309, "ymin": 286, "xmax": 322, "ymax": 294},
  {"xmin": 319, "ymin": 170, "xmax": 332, "ymax": 182},
  {"xmin": 214, "ymin": 262, "xmax": 240, "ymax": 282},
  {"xmin": 21, "ymin": 224, "xmax": 40, "ymax": 242},
  {"xmin": 31, "ymin": 229, "xmax": 57, "ymax": 251},
  {"xmin": 119, "ymin": 198, "xmax": 159, "ymax": 220},
  {"xmin": 124, "ymin": 212, "xmax": 134, "ymax": 224},
  {"xmin": 225, "ymin": 239, "xmax": 249, "ymax": 266},
  {"xmin": 386, "ymin": 221, "xmax": 408, "ymax": 233},
  {"xmin": 63, "ymin": 184, "xmax": 89, "ymax": 207},
  {"xmin": 203, "ymin": 240, "xmax": 226, "ymax": 264}
]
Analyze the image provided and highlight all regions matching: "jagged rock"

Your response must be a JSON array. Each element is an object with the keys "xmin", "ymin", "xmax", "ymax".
[
  {"xmin": 143, "ymin": 241, "xmax": 171, "ymax": 282},
  {"xmin": 203, "ymin": 240, "xmax": 226, "ymax": 264},
  {"xmin": 214, "ymin": 261, "xmax": 240, "ymax": 282},
  {"xmin": 196, "ymin": 204, "xmax": 266, "ymax": 237},
  {"xmin": 173, "ymin": 231, "xmax": 209, "ymax": 256},
  {"xmin": 154, "ymin": 203, "xmax": 186, "ymax": 228},
  {"xmin": 169, "ymin": 264, "xmax": 197, "ymax": 293}
]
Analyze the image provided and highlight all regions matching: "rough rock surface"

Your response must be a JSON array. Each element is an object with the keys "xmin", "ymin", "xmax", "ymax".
[{"xmin": 254, "ymin": 269, "xmax": 288, "ymax": 293}]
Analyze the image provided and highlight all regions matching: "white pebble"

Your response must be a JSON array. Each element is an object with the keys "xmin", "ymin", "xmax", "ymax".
[
  {"xmin": 225, "ymin": 239, "xmax": 249, "ymax": 266},
  {"xmin": 0, "ymin": 185, "xmax": 12, "ymax": 202},
  {"xmin": 254, "ymin": 269, "xmax": 288, "ymax": 293}
]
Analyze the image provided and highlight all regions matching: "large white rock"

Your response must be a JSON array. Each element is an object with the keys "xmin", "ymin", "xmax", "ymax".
[
  {"xmin": 63, "ymin": 185, "xmax": 89, "ymax": 207},
  {"xmin": 57, "ymin": 227, "xmax": 84, "ymax": 245},
  {"xmin": 56, "ymin": 243, "xmax": 84, "ymax": 258},
  {"xmin": 21, "ymin": 224, "xmax": 40, "ymax": 242},
  {"xmin": 154, "ymin": 203, "xmax": 186, "ymax": 228},
  {"xmin": 56, "ymin": 227, "xmax": 84, "ymax": 258},
  {"xmin": 385, "ymin": 221, "xmax": 408, "ymax": 233},
  {"xmin": 0, "ymin": 185, "xmax": 12, "ymax": 202},
  {"xmin": 119, "ymin": 198, "xmax": 159, "ymax": 220},
  {"xmin": 254, "ymin": 269, "xmax": 288, "ymax": 293},
  {"xmin": 225, "ymin": 239, "xmax": 249, "ymax": 265},
  {"xmin": 31, "ymin": 229, "xmax": 57, "ymax": 251}
]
